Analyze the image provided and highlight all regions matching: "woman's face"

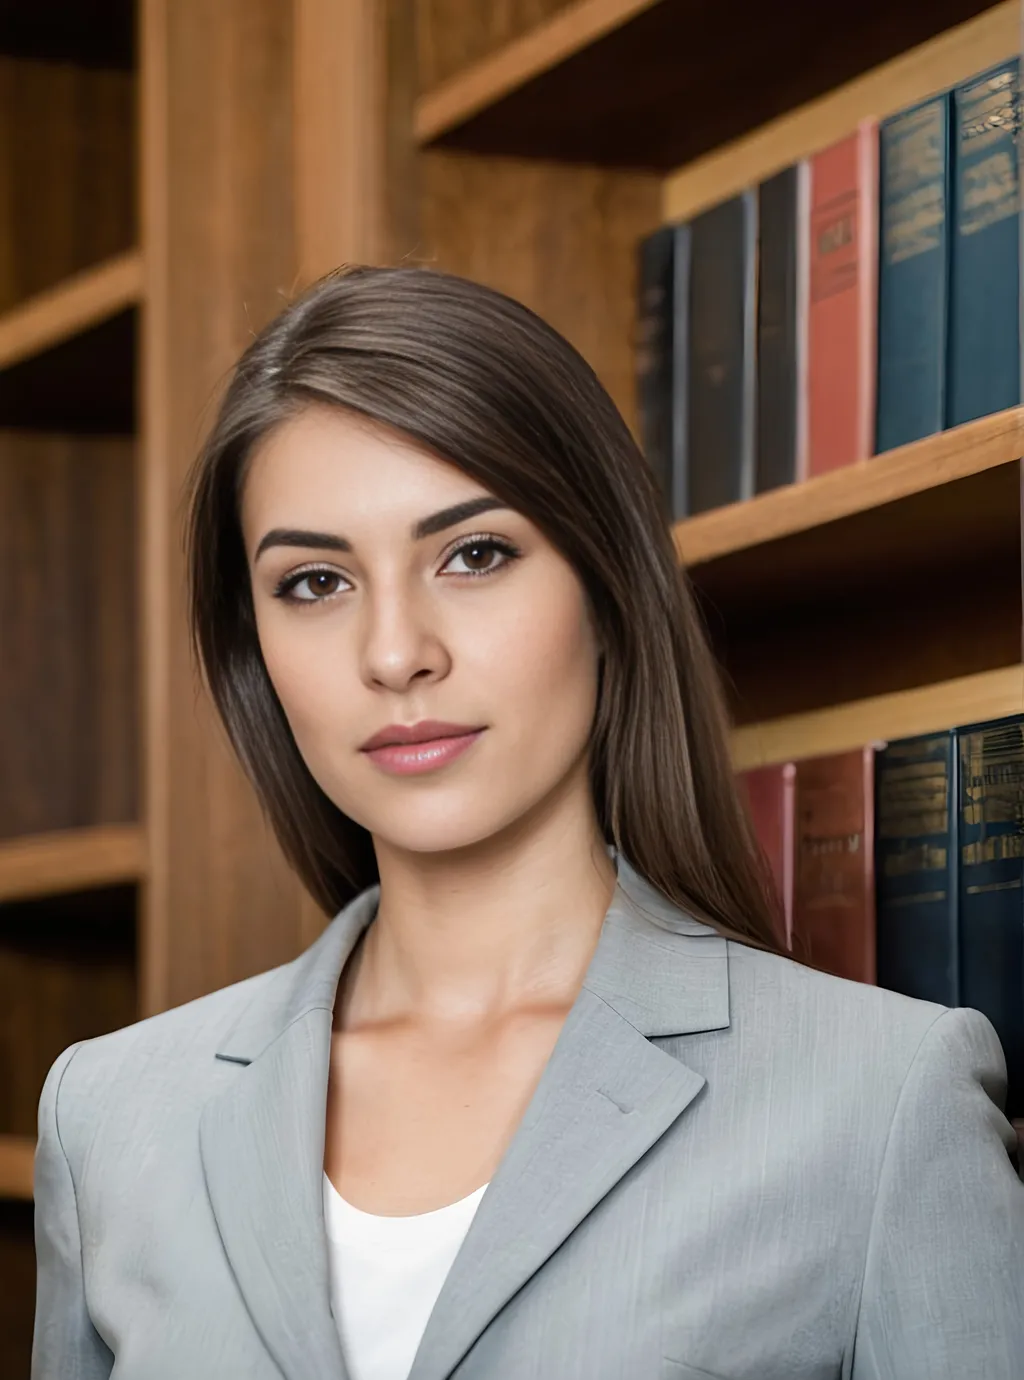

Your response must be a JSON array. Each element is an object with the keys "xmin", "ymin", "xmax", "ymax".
[{"xmin": 241, "ymin": 403, "xmax": 602, "ymax": 857}]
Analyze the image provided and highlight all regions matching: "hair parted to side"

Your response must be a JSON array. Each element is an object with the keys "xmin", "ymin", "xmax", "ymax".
[{"xmin": 184, "ymin": 264, "xmax": 788, "ymax": 957}]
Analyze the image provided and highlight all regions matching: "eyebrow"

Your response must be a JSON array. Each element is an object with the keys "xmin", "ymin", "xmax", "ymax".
[{"xmin": 253, "ymin": 496, "xmax": 511, "ymax": 562}]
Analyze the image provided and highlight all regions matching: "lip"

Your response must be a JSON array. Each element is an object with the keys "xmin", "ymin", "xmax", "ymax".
[
  {"xmin": 361, "ymin": 727, "xmax": 485, "ymax": 776},
  {"xmin": 360, "ymin": 720, "xmax": 483, "ymax": 751}
]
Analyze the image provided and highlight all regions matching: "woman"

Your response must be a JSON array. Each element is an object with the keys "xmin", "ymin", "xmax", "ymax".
[{"xmin": 33, "ymin": 266, "xmax": 1023, "ymax": 1380}]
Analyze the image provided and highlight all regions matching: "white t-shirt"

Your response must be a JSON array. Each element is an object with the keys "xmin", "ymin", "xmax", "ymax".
[{"xmin": 322, "ymin": 1171, "xmax": 488, "ymax": 1380}]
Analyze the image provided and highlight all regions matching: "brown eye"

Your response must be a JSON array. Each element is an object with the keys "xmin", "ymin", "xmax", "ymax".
[
  {"xmin": 442, "ymin": 537, "xmax": 520, "ymax": 578},
  {"xmin": 275, "ymin": 568, "xmax": 348, "ymax": 603}
]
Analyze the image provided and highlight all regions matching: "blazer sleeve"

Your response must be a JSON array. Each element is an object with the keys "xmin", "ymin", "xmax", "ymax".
[
  {"xmin": 31, "ymin": 1042, "xmax": 113, "ymax": 1380},
  {"xmin": 850, "ymin": 1006, "xmax": 1024, "ymax": 1379}
]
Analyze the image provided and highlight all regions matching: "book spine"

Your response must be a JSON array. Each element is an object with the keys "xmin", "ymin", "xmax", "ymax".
[
  {"xmin": 874, "ymin": 731, "xmax": 958, "ymax": 1006},
  {"xmin": 807, "ymin": 121, "xmax": 879, "ymax": 476},
  {"xmin": 792, "ymin": 747, "xmax": 876, "ymax": 983},
  {"xmin": 636, "ymin": 224, "xmax": 679, "ymax": 515},
  {"xmin": 795, "ymin": 160, "xmax": 812, "ymax": 481},
  {"xmin": 684, "ymin": 192, "xmax": 757, "ymax": 514},
  {"xmin": 958, "ymin": 714, "xmax": 1024, "ymax": 1120},
  {"xmin": 671, "ymin": 222, "xmax": 692, "ymax": 523},
  {"xmin": 948, "ymin": 59, "xmax": 1021, "ymax": 427},
  {"xmin": 756, "ymin": 166, "xmax": 799, "ymax": 493},
  {"xmin": 738, "ymin": 762, "xmax": 796, "ymax": 949},
  {"xmin": 876, "ymin": 93, "xmax": 951, "ymax": 452}
]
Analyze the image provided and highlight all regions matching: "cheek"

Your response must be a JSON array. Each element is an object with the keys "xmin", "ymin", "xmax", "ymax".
[{"xmin": 255, "ymin": 610, "xmax": 354, "ymax": 745}]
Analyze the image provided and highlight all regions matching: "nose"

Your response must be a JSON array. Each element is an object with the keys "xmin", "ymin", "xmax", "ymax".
[{"xmin": 358, "ymin": 580, "xmax": 450, "ymax": 693}]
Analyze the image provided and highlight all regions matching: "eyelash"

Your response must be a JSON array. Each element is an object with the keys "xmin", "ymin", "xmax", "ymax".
[{"xmin": 271, "ymin": 534, "xmax": 523, "ymax": 607}]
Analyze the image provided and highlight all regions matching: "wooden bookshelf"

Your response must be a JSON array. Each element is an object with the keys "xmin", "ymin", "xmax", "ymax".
[
  {"xmin": 0, "ymin": 1137, "xmax": 33, "ymax": 1202},
  {"xmin": 0, "ymin": 826, "xmax": 146, "ymax": 906},
  {"xmin": 732, "ymin": 666, "xmax": 1024, "ymax": 771},
  {"xmin": 674, "ymin": 407, "xmax": 1023, "ymax": 568},
  {"xmin": 0, "ymin": 252, "xmax": 142, "ymax": 373}
]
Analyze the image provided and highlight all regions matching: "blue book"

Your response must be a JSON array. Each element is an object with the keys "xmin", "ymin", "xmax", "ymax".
[
  {"xmin": 875, "ymin": 731, "xmax": 958, "ymax": 1006},
  {"xmin": 876, "ymin": 93, "xmax": 951, "ymax": 451},
  {"xmin": 948, "ymin": 59, "xmax": 1021, "ymax": 427},
  {"xmin": 958, "ymin": 715, "xmax": 1024, "ymax": 1119}
]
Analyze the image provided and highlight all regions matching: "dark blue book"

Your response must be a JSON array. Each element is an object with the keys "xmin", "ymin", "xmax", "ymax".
[
  {"xmin": 682, "ymin": 191, "xmax": 757, "ymax": 516},
  {"xmin": 948, "ymin": 59, "xmax": 1021, "ymax": 427},
  {"xmin": 756, "ymin": 166, "xmax": 801, "ymax": 492},
  {"xmin": 875, "ymin": 731, "xmax": 958, "ymax": 1006},
  {"xmin": 958, "ymin": 714, "xmax": 1024, "ymax": 1119},
  {"xmin": 876, "ymin": 93, "xmax": 951, "ymax": 451},
  {"xmin": 636, "ymin": 223, "xmax": 689, "ymax": 519}
]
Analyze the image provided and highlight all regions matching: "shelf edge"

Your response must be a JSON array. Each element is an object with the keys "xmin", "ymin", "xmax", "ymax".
[
  {"xmin": 415, "ymin": 0, "xmax": 659, "ymax": 144},
  {"xmin": 732, "ymin": 666, "xmax": 1024, "ymax": 771},
  {"xmin": 663, "ymin": 0, "xmax": 1017, "ymax": 222},
  {"xmin": 0, "ymin": 1134, "xmax": 34, "ymax": 1201},
  {"xmin": 0, "ymin": 823, "xmax": 147, "ymax": 905},
  {"xmin": 674, "ymin": 408, "xmax": 1024, "ymax": 568},
  {"xmin": 0, "ymin": 250, "xmax": 143, "ymax": 374}
]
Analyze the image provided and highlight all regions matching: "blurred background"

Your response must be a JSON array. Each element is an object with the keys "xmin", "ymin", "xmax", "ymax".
[{"xmin": 1, "ymin": 1, "xmax": 1022, "ymax": 1371}]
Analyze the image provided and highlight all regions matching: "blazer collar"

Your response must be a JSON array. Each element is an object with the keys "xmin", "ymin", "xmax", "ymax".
[{"xmin": 201, "ymin": 853, "xmax": 729, "ymax": 1380}]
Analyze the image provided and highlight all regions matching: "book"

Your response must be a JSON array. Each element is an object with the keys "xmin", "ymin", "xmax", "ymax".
[
  {"xmin": 636, "ymin": 223, "xmax": 688, "ymax": 518},
  {"xmin": 948, "ymin": 59, "xmax": 1021, "ymax": 427},
  {"xmin": 874, "ymin": 731, "xmax": 958, "ymax": 1006},
  {"xmin": 876, "ymin": 93, "xmax": 951, "ymax": 452},
  {"xmin": 792, "ymin": 748, "xmax": 876, "ymax": 983},
  {"xmin": 683, "ymin": 191, "xmax": 758, "ymax": 515},
  {"xmin": 755, "ymin": 166, "xmax": 803, "ymax": 494},
  {"xmin": 738, "ymin": 762, "xmax": 796, "ymax": 948},
  {"xmin": 806, "ymin": 122, "xmax": 879, "ymax": 476},
  {"xmin": 958, "ymin": 715, "xmax": 1024, "ymax": 1119}
]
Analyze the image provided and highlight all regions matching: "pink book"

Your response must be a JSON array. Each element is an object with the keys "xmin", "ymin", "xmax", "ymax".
[{"xmin": 804, "ymin": 122, "xmax": 879, "ymax": 477}]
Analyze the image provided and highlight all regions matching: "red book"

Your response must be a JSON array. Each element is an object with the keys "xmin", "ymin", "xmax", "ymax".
[
  {"xmin": 804, "ymin": 122, "xmax": 879, "ymax": 477},
  {"xmin": 738, "ymin": 763, "xmax": 795, "ymax": 950},
  {"xmin": 792, "ymin": 747, "xmax": 876, "ymax": 983}
]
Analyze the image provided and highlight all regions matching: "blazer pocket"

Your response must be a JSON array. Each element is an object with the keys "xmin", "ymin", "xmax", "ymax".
[{"xmin": 662, "ymin": 1360, "xmax": 727, "ymax": 1380}]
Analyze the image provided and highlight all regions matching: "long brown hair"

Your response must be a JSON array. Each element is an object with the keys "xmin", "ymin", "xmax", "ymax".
[{"xmin": 184, "ymin": 265, "xmax": 788, "ymax": 957}]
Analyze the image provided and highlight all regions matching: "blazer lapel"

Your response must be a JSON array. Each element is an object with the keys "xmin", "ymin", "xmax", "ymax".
[
  {"xmin": 406, "ymin": 855, "xmax": 730, "ymax": 1380},
  {"xmin": 199, "ymin": 883, "xmax": 381, "ymax": 1380}
]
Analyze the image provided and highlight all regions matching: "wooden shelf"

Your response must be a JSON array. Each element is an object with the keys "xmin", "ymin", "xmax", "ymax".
[
  {"xmin": 0, "ymin": 1135, "xmax": 34, "ymax": 1201},
  {"xmin": 0, "ymin": 825, "xmax": 146, "ymax": 905},
  {"xmin": 732, "ymin": 666, "xmax": 1024, "ymax": 770},
  {"xmin": 674, "ymin": 408, "xmax": 1023, "ymax": 569},
  {"xmin": 414, "ymin": 0, "xmax": 1002, "ymax": 168},
  {"xmin": 664, "ymin": 0, "xmax": 1015, "ymax": 221},
  {"xmin": 0, "ymin": 251, "xmax": 142, "ymax": 375}
]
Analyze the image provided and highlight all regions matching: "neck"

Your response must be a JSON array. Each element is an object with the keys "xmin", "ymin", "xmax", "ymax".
[{"xmin": 338, "ymin": 810, "xmax": 617, "ymax": 1030}]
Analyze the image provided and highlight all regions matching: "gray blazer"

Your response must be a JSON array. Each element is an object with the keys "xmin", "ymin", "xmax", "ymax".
[{"xmin": 33, "ymin": 854, "xmax": 1024, "ymax": 1380}]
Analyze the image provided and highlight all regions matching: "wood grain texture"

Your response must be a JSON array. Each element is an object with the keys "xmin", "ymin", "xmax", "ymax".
[
  {"xmin": 141, "ymin": 0, "xmax": 314, "ymax": 1015},
  {"xmin": 416, "ymin": 0, "xmax": 581, "ymax": 92},
  {"xmin": 0, "ymin": 884, "xmax": 136, "ymax": 1139},
  {"xmin": 675, "ymin": 408, "xmax": 1024, "ymax": 568},
  {"xmin": 0, "ymin": 56, "xmax": 135, "ymax": 312},
  {"xmin": 0, "ymin": 433, "xmax": 137, "ymax": 841},
  {"xmin": 663, "ymin": 0, "xmax": 1017, "ymax": 221},
  {"xmin": 0, "ymin": 825, "xmax": 146, "ymax": 904},
  {"xmin": 418, "ymin": 149, "xmax": 661, "ymax": 431},
  {"xmin": 732, "ymin": 666, "xmax": 1024, "ymax": 770},
  {"xmin": 0, "ymin": 250, "xmax": 141, "ymax": 371}
]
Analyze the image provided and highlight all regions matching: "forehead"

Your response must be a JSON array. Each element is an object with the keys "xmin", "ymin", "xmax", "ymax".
[{"xmin": 241, "ymin": 403, "xmax": 490, "ymax": 531}]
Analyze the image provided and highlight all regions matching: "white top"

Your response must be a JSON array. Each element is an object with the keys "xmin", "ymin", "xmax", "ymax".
[{"xmin": 322, "ymin": 1171, "xmax": 489, "ymax": 1380}]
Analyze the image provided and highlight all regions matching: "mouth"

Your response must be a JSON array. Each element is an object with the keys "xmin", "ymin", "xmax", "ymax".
[{"xmin": 361, "ymin": 728, "xmax": 485, "ymax": 776}]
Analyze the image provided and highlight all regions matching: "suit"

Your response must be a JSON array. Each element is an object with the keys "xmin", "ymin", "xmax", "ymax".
[{"xmin": 32, "ymin": 852, "xmax": 1024, "ymax": 1379}]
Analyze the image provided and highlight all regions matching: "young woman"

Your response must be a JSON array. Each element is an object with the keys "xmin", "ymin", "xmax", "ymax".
[{"xmin": 33, "ymin": 267, "xmax": 1023, "ymax": 1380}]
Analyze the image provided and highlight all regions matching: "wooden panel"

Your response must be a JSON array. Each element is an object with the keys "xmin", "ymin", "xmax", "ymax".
[
  {"xmin": 419, "ymin": 150, "xmax": 661, "ymax": 431},
  {"xmin": 0, "ymin": 825, "xmax": 146, "ymax": 905},
  {"xmin": 141, "ymin": 0, "xmax": 315, "ymax": 1015},
  {"xmin": 676, "ymin": 409, "xmax": 1023, "ymax": 568},
  {"xmin": 0, "ymin": 884, "xmax": 136, "ymax": 1139},
  {"xmin": 0, "ymin": 306, "xmax": 135, "ymax": 434},
  {"xmin": 0, "ymin": 251, "xmax": 141, "ymax": 371},
  {"xmin": 415, "ymin": 0, "xmax": 1000, "ymax": 167},
  {"xmin": 732, "ymin": 666, "xmax": 1024, "ymax": 770},
  {"xmin": 0, "ymin": 1199, "xmax": 34, "ymax": 1380},
  {"xmin": 0, "ymin": 433, "xmax": 137, "ymax": 841},
  {"xmin": 664, "ymin": 0, "xmax": 1017, "ymax": 221},
  {"xmin": 0, "ymin": 57, "xmax": 135, "ymax": 312},
  {"xmin": 0, "ymin": 1134, "xmax": 32, "ymax": 1199},
  {"xmin": 417, "ymin": 0, "xmax": 631, "ymax": 100}
]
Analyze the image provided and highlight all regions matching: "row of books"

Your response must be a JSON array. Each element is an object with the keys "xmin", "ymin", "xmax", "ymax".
[
  {"xmin": 737, "ymin": 712, "xmax": 1024, "ymax": 1122},
  {"xmin": 638, "ymin": 57, "xmax": 1021, "ymax": 519}
]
